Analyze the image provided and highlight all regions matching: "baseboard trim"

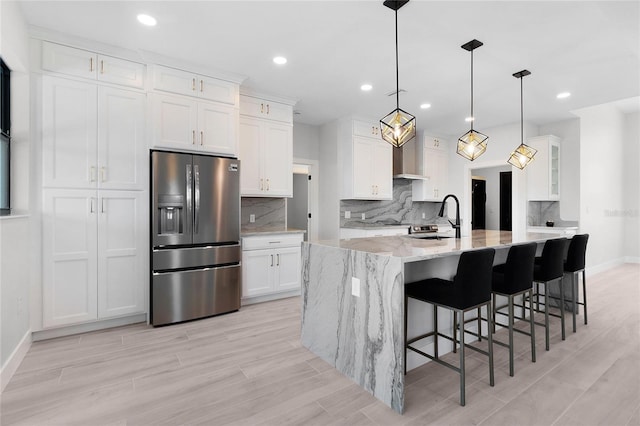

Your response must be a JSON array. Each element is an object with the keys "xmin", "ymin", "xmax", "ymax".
[
  {"xmin": 32, "ymin": 314, "xmax": 147, "ymax": 342},
  {"xmin": 1, "ymin": 329, "xmax": 32, "ymax": 393},
  {"xmin": 586, "ymin": 258, "xmax": 626, "ymax": 277},
  {"xmin": 624, "ymin": 256, "xmax": 640, "ymax": 264},
  {"xmin": 241, "ymin": 290, "xmax": 301, "ymax": 306}
]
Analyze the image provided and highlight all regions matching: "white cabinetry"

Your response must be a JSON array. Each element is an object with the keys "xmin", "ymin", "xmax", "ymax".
[
  {"xmin": 42, "ymin": 76, "xmax": 146, "ymax": 190},
  {"xmin": 238, "ymin": 95, "xmax": 293, "ymax": 197},
  {"xmin": 239, "ymin": 95, "xmax": 292, "ymax": 123},
  {"xmin": 413, "ymin": 135, "xmax": 449, "ymax": 201},
  {"xmin": 149, "ymin": 93, "xmax": 238, "ymax": 156},
  {"xmin": 151, "ymin": 64, "xmax": 238, "ymax": 105},
  {"xmin": 42, "ymin": 189, "xmax": 146, "ymax": 327},
  {"xmin": 527, "ymin": 135, "xmax": 561, "ymax": 201},
  {"xmin": 241, "ymin": 233, "xmax": 303, "ymax": 301},
  {"xmin": 42, "ymin": 41, "xmax": 145, "ymax": 89},
  {"xmin": 341, "ymin": 119, "xmax": 392, "ymax": 200}
]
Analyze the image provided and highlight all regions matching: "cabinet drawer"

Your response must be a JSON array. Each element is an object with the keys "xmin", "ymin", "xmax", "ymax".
[
  {"xmin": 153, "ymin": 65, "xmax": 238, "ymax": 105},
  {"xmin": 353, "ymin": 120, "xmax": 381, "ymax": 139},
  {"xmin": 240, "ymin": 96, "xmax": 292, "ymax": 123},
  {"xmin": 97, "ymin": 55, "xmax": 145, "ymax": 89},
  {"xmin": 199, "ymin": 76, "xmax": 237, "ymax": 105},
  {"xmin": 242, "ymin": 234, "xmax": 303, "ymax": 250}
]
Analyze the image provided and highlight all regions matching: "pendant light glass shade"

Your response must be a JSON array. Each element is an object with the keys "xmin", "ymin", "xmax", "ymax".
[
  {"xmin": 457, "ymin": 39, "xmax": 487, "ymax": 161},
  {"xmin": 380, "ymin": 0, "xmax": 415, "ymax": 148},
  {"xmin": 508, "ymin": 70, "xmax": 537, "ymax": 169}
]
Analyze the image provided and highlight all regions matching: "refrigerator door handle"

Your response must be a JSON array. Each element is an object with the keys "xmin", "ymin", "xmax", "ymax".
[
  {"xmin": 186, "ymin": 164, "xmax": 193, "ymax": 233},
  {"xmin": 194, "ymin": 164, "xmax": 200, "ymax": 234}
]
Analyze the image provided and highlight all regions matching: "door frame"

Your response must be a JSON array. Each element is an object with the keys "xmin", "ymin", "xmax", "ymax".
[{"xmin": 292, "ymin": 157, "xmax": 319, "ymax": 242}]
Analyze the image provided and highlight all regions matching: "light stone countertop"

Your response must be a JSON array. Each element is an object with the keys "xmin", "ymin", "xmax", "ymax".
[
  {"xmin": 241, "ymin": 227, "xmax": 306, "ymax": 237},
  {"xmin": 311, "ymin": 230, "xmax": 562, "ymax": 263},
  {"xmin": 340, "ymin": 222, "xmax": 412, "ymax": 230}
]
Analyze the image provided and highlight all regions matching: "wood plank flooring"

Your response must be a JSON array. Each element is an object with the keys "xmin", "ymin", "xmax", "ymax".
[{"xmin": 1, "ymin": 263, "xmax": 638, "ymax": 425}]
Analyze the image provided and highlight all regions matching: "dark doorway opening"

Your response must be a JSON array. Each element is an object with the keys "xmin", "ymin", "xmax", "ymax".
[
  {"xmin": 471, "ymin": 178, "xmax": 486, "ymax": 230},
  {"xmin": 499, "ymin": 171, "xmax": 512, "ymax": 231}
]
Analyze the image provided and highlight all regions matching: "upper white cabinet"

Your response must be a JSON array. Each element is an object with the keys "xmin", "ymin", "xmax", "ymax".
[
  {"xmin": 42, "ymin": 41, "xmax": 145, "ymax": 89},
  {"xmin": 42, "ymin": 76, "xmax": 146, "ymax": 190},
  {"xmin": 239, "ymin": 95, "xmax": 292, "ymax": 124},
  {"xmin": 42, "ymin": 189, "xmax": 147, "ymax": 328},
  {"xmin": 413, "ymin": 135, "xmax": 449, "ymax": 201},
  {"xmin": 151, "ymin": 65, "xmax": 238, "ymax": 105},
  {"xmin": 149, "ymin": 93, "xmax": 238, "ymax": 156},
  {"xmin": 238, "ymin": 94, "xmax": 294, "ymax": 197},
  {"xmin": 341, "ymin": 119, "xmax": 392, "ymax": 200},
  {"xmin": 527, "ymin": 135, "xmax": 561, "ymax": 201}
]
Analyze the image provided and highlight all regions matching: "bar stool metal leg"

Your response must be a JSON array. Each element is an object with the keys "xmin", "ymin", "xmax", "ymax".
[
  {"xmin": 571, "ymin": 273, "xmax": 577, "ymax": 333},
  {"xmin": 544, "ymin": 282, "xmax": 550, "ymax": 351},
  {"xmin": 508, "ymin": 295, "xmax": 514, "ymax": 377},
  {"xmin": 529, "ymin": 288, "xmax": 536, "ymax": 363},
  {"xmin": 560, "ymin": 277, "xmax": 566, "ymax": 340},
  {"xmin": 458, "ymin": 308, "xmax": 465, "ymax": 406},
  {"xmin": 486, "ymin": 301, "xmax": 494, "ymax": 387},
  {"xmin": 582, "ymin": 270, "xmax": 588, "ymax": 324},
  {"xmin": 434, "ymin": 305, "xmax": 439, "ymax": 358}
]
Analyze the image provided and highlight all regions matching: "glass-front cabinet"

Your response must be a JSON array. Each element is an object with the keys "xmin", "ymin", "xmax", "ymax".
[{"xmin": 526, "ymin": 135, "xmax": 561, "ymax": 201}]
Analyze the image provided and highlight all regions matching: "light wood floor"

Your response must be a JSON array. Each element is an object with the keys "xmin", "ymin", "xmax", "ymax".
[{"xmin": 2, "ymin": 263, "xmax": 638, "ymax": 426}]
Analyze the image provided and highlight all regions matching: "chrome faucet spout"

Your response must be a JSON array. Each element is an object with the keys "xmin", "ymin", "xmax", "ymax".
[{"xmin": 438, "ymin": 194, "xmax": 461, "ymax": 238}]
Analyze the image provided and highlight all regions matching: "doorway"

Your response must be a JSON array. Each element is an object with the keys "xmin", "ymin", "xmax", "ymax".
[
  {"xmin": 472, "ymin": 178, "xmax": 486, "ymax": 229},
  {"xmin": 500, "ymin": 171, "xmax": 513, "ymax": 231},
  {"xmin": 288, "ymin": 165, "xmax": 309, "ymax": 241}
]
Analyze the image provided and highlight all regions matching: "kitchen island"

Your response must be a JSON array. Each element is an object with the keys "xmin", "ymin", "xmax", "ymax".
[{"xmin": 300, "ymin": 230, "xmax": 562, "ymax": 414}]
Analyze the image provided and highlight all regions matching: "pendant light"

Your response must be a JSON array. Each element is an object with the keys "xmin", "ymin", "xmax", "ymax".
[
  {"xmin": 508, "ymin": 70, "xmax": 537, "ymax": 169},
  {"xmin": 379, "ymin": 0, "xmax": 416, "ymax": 148},
  {"xmin": 457, "ymin": 39, "xmax": 488, "ymax": 161}
]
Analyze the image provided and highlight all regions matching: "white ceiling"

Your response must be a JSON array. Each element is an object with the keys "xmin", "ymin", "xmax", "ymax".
[{"xmin": 18, "ymin": 1, "xmax": 640, "ymax": 138}]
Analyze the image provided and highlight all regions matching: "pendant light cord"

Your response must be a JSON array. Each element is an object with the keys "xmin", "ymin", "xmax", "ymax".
[
  {"xmin": 395, "ymin": 8, "xmax": 399, "ymax": 110},
  {"xmin": 470, "ymin": 49, "xmax": 474, "ymax": 131},
  {"xmin": 520, "ymin": 75, "xmax": 524, "ymax": 144}
]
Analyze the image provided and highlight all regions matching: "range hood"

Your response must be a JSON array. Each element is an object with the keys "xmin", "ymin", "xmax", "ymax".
[{"xmin": 392, "ymin": 139, "xmax": 429, "ymax": 180}]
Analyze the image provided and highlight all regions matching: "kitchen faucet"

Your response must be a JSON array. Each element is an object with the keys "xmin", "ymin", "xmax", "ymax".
[{"xmin": 438, "ymin": 194, "xmax": 461, "ymax": 238}]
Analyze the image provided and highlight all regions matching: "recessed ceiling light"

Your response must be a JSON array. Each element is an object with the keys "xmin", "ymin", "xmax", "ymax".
[
  {"xmin": 557, "ymin": 92, "xmax": 571, "ymax": 99},
  {"xmin": 420, "ymin": 103, "xmax": 431, "ymax": 109},
  {"xmin": 137, "ymin": 14, "xmax": 157, "ymax": 26},
  {"xmin": 360, "ymin": 84, "xmax": 372, "ymax": 91},
  {"xmin": 465, "ymin": 116, "xmax": 474, "ymax": 122},
  {"xmin": 273, "ymin": 56, "xmax": 287, "ymax": 65}
]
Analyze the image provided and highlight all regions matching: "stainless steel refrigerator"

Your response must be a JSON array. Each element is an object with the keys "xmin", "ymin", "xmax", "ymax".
[{"xmin": 151, "ymin": 151, "xmax": 241, "ymax": 326}]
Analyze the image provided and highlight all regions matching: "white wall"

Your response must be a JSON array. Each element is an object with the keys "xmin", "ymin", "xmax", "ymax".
[
  {"xmin": 447, "ymin": 121, "xmax": 538, "ymax": 237},
  {"xmin": 0, "ymin": 0, "xmax": 32, "ymax": 382},
  {"xmin": 292, "ymin": 122, "xmax": 320, "ymax": 161},
  {"xmin": 472, "ymin": 165, "xmax": 511, "ymax": 230},
  {"xmin": 539, "ymin": 119, "xmax": 580, "ymax": 221},
  {"xmin": 573, "ymin": 103, "xmax": 626, "ymax": 269},
  {"xmin": 318, "ymin": 121, "xmax": 339, "ymax": 240},
  {"xmin": 623, "ymin": 111, "xmax": 639, "ymax": 260}
]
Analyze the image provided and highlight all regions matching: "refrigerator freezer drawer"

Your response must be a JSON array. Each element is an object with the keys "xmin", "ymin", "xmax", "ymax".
[
  {"xmin": 151, "ymin": 264, "xmax": 241, "ymax": 326},
  {"xmin": 153, "ymin": 244, "xmax": 241, "ymax": 270}
]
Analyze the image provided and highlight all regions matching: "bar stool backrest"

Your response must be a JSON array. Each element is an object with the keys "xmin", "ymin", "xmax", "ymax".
[
  {"xmin": 504, "ymin": 242, "xmax": 537, "ymax": 293},
  {"xmin": 454, "ymin": 248, "xmax": 496, "ymax": 307},
  {"xmin": 537, "ymin": 238, "xmax": 567, "ymax": 281},
  {"xmin": 565, "ymin": 234, "xmax": 589, "ymax": 272}
]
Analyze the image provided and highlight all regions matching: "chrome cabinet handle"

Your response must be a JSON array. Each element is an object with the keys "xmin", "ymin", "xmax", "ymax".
[
  {"xmin": 101, "ymin": 198, "xmax": 105, "ymax": 213},
  {"xmin": 192, "ymin": 78, "xmax": 196, "ymax": 91},
  {"xmin": 89, "ymin": 198, "xmax": 95, "ymax": 213},
  {"xmin": 200, "ymin": 79, "xmax": 203, "ymax": 92},
  {"xmin": 89, "ymin": 57, "xmax": 93, "ymax": 72},
  {"xmin": 192, "ymin": 130, "xmax": 196, "ymax": 145},
  {"xmin": 266, "ymin": 179, "xmax": 270, "ymax": 191},
  {"xmin": 194, "ymin": 165, "xmax": 200, "ymax": 234},
  {"xmin": 100, "ymin": 60, "xmax": 104, "ymax": 74},
  {"xmin": 200, "ymin": 131, "xmax": 204, "ymax": 146},
  {"xmin": 266, "ymin": 104, "xmax": 270, "ymax": 114},
  {"xmin": 260, "ymin": 103, "xmax": 264, "ymax": 113},
  {"xmin": 271, "ymin": 254, "xmax": 274, "ymax": 267},
  {"xmin": 260, "ymin": 178, "xmax": 264, "ymax": 191},
  {"xmin": 276, "ymin": 254, "xmax": 280, "ymax": 266}
]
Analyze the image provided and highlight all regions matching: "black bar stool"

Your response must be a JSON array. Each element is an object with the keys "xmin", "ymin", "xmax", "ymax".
[
  {"xmin": 564, "ymin": 234, "xmax": 589, "ymax": 332},
  {"xmin": 404, "ymin": 248, "xmax": 496, "ymax": 406},
  {"xmin": 491, "ymin": 242, "xmax": 537, "ymax": 377},
  {"xmin": 532, "ymin": 238, "xmax": 568, "ymax": 350}
]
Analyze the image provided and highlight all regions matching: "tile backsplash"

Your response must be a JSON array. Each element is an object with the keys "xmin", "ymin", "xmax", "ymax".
[
  {"xmin": 241, "ymin": 197, "xmax": 286, "ymax": 230},
  {"xmin": 340, "ymin": 179, "xmax": 447, "ymax": 227}
]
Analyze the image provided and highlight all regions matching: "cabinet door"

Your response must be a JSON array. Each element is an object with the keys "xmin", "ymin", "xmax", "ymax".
[
  {"xmin": 97, "ymin": 191, "xmax": 146, "ymax": 318},
  {"xmin": 198, "ymin": 102, "xmax": 238, "ymax": 156},
  {"xmin": 149, "ymin": 93, "xmax": 198, "ymax": 150},
  {"xmin": 372, "ymin": 141, "xmax": 392, "ymax": 199},
  {"xmin": 42, "ymin": 76, "xmax": 98, "ymax": 189},
  {"xmin": 352, "ymin": 137, "xmax": 374, "ymax": 198},
  {"xmin": 240, "ymin": 96, "xmax": 292, "ymax": 123},
  {"xmin": 550, "ymin": 143, "xmax": 560, "ymax": 199},
  {"xmin": 274, "ymin": 247, "xmax": 301, "ymax": 292},
  {"xmin": 263, "ymin": 122, "xmax": 293, "ymax": 197},
  {"xmin": 353, "ymin": 120, "xmax": 381, "ymax": 139},
  {"xmin": 241, "ymin": 249, "xmax": 275, "ymax": 297},
  {"xmin": 42, "ymin": 41, "xmax": 97, "ymax": 80},
  {"xmin": 42, "ymin": 189, "xmax": 98, "ymax": 327},
  {"xmin": 152, "ymin": 65, "xmax": 197, "ymax": 97},
  {"xmin": 198, "ymin": 76, "xmax": 238, "ymax": 105},
  {"xmin": 97, "ymin": 55, "xmax": 145, "ymax": 89},
  {"xmin": 238, "ymin": 117, "xmax": 263, "ymax": 195},
  {"xmin": 98, "ymin": 87, "xmax": 146, "ymax": 190}
]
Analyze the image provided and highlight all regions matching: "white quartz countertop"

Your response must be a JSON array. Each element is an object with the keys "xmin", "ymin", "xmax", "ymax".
[
  {"xmin": 340, "ymin": 223, "xmax": 411, "ymax": 230},
  {"xmin": 309, "ymin": 230, "xmax": 561, "ymax": 263},
  {"xmin": 527, "ymin": 226, "xmax": 578, "ymax": 231},
  {"xmin": 241, "ymin": 227, "xmax": 306, "ymax": 237}
]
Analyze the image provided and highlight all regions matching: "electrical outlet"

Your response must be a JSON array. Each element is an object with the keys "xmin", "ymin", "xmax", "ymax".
[
  {"xmin": 361, "ymin": 213, "xmax": 366, "ymax": 220},
  {"xmin": 422, "ymin": 212, "xmax": 426, "ymax": 219},
  {"xmin": 345, "ymin": 211, "xmax": 351, "ymax": 219},
  {"xmin": 249, "ymin": 214, "xmax": 255, "ymax": 223},
  {"xmin": 351, "ymin": 277, "xmax": 360, "ymax": 297}
]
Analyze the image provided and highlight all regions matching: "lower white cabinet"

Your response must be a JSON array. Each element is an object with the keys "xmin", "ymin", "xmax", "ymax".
[
  {"xmin": 42, "ymin": 189, "xmax": 147, "ymax": 328},
  {"xmin": 241, "ymin": 233, "xmax": 303, "ymax": 299}
]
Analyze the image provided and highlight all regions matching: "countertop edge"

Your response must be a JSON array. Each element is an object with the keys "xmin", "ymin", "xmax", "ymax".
[{"xmin": 241, "ymin": 228, "xmax": 306, "ymax": 237}]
